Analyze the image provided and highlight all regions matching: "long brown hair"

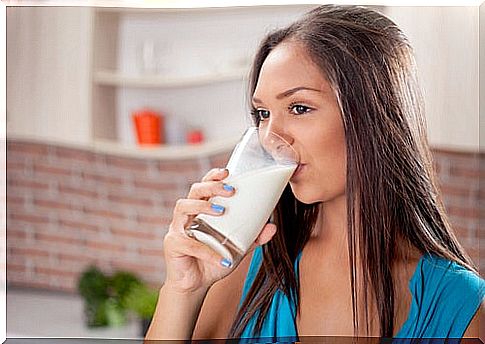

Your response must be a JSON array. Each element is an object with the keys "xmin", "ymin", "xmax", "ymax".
[{"xmin": 228, "ymin": 4, "xmax": 477, "ymax": 339}]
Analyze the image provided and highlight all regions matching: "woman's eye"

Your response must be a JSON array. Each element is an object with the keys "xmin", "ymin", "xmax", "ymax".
[
  {"xmin": 290, "ymin": 104, "xmax": 312, "ymax": 115},
  {"xmin": 256, "ymin": 109, "xmax": 270, "ymax": 120},
  {"xmin": 253, "ymin": 104, "xmax": 311, "ymax": 122}
]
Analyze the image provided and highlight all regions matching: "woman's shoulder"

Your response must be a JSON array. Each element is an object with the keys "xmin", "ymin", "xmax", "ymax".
[
  {"xmin": 417, "ymin": 253, "xmax": 484, "ymax": 296},
  {"xmin": 397, "ymin": 252, "xmax": 484, "ymax": 338}
]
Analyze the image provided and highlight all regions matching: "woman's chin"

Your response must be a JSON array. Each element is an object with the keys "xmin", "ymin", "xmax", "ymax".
[{"xmin": 289, "ymin": 183, "xmax": 321, "ymax": 204}]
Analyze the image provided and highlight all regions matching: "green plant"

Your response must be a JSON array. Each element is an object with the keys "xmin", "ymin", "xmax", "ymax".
[
  {"xmin": 78, "ymin": 266, "xmax": 109, "ymax": 303},
  {"xmin": 125, "ymin": 283, "xmax": 159, "ymax": 320},
  {"xmin": 77, "ymin": 266, "xmax": 145, "ymax": 327},
  {"xmin": 111, "ymin": 271, "xmax": 143, "ymax": 308}
]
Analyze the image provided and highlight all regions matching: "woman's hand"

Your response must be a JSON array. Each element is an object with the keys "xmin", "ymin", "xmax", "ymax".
[{"xmin": 163, "ymin": 168, "xmax": 277, "ymax": 295}]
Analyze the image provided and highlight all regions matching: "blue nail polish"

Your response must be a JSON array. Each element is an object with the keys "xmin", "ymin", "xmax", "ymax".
[
  {"xmin": 223, "ymin": 184, "xmax": 234, "ymax": 192},
  {"xmin": 220, "ymin": 258, "xmax": 232, "ymax": 268},
  {"xmin": 211, "ymin": 203, "xmax": 225, "ymax": 213}
]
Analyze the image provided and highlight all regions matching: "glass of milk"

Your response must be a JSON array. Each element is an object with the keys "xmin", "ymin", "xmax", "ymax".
[{"xmin": 185, "ymin": 127, "xmax": 299, "ymax": 267}]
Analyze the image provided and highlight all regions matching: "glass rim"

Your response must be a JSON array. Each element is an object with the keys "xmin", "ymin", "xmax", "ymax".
[{"xmin": 252, "ymin": 126, "xmax": 300, "ymax": 164}]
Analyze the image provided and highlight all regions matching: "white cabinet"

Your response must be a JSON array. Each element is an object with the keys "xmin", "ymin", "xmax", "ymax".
[
  {"xmin": 90, "ymin": 6, "xmax": 316, "ymax": 156},
  {"xmin": 8, "ymin": 5, "xmax": 317, "ymax": 158},
  {"xmin": 7, "ymin": 7, "xmax": 94, "ymax": 145}
]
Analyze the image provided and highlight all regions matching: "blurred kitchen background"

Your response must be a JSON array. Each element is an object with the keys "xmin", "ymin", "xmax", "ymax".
[{"xmin": 6, "ymin": 3, "xmax": 483, "ymax": 339}]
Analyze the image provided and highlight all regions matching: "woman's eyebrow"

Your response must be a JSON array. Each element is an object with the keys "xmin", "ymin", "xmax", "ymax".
[{"xmin": 252, "ymin": 86, "xmax": 321, "ymax": 104}]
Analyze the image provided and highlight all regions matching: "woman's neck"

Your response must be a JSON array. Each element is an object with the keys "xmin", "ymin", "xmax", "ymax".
[
  {"xmin": 309, "ymin": 193, "xmax": 349, "ymax": 261},
  {"xmin": 308, "ymin": 193, "xmax": 421, "ymax": 264},
  {"xmin": 311, "ymin": 194, "xmax": 348, "ymax": 240}
]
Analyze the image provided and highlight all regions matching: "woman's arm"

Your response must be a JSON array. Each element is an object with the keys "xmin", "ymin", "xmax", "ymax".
[
  {"xmin": 143, "ymin": 167, "xmax": 269, "ymax": 340},
  {"xmin": 192, "ymin": 249, "xmax": 254, "ymax": 339},
  {"xmin": 145, "ymin": 283, "xmax": 209, "ymax": 340},
  {"xmin": 144, "ymin": 248, "xmax": 253, "ymax": 341}
]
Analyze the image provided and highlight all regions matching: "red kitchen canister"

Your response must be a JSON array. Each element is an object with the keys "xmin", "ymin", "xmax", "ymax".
[
  {"xmin": 186, "ymin": 128, "xmax": 204, "ymax": 144},
  {"xmin": 132, "ymin": 109, "xmax": 165, "ymax": 145}
]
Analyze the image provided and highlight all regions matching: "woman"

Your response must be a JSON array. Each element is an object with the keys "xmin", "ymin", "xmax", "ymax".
[{"xmin": 145, "ymin": 4, "xmax": 484, "ymax": 340}]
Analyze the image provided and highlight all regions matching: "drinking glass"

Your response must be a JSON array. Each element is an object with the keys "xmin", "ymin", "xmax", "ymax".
[{"xmin": 185, "ymin": 127, "xmax": 299, "ymax": 267}]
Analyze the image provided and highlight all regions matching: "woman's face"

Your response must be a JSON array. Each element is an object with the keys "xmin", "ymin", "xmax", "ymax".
[{"xmin": 252, "ymin": 41, "xmax": 347, "ymax": 204}]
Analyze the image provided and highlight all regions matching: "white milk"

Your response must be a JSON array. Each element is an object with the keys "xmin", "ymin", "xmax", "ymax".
[{"xmin": 196, "ymin": 163, "xmax": 297, "ymax": 253}]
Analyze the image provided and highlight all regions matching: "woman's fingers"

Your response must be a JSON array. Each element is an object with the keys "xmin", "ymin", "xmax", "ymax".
[
  {"xmin": 168, "ymin": 168, "xmax": 234, "ymax": 233},
  {"xmin": 187, "ymin": 180, "xmax": 235, "ymax": 200},
  {"xmin": 174, "ymin": 199, "xmax": 226, "ymax": 217},
  {"xmin": 170, "ymin": 199, "xmax": 226, "ymax": 231},
  {"xmin": 201, "ymin": 168, "xmax": 229, "ymax": 182},
  {"xmin": 164, "ymin": 231, "xmax": 230, "ymax": 268}
]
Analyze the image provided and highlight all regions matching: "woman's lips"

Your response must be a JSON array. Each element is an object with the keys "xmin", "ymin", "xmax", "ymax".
[{"xmin": 291, "ymin": 164, "xmax": 306, "ymax": 180}]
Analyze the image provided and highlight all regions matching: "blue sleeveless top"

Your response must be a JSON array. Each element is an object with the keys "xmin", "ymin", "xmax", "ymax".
[{"xmin": 238, "ymin": 246, "xmax": 485, "ymax": 341}]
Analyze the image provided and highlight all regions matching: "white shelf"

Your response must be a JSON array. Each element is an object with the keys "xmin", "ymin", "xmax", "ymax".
[
  {"xmin": 94, "ymin": 67, "xmax": 249, "ymax": 88},
  {"xmin": 92, "ymin": 138, "xmax": 238, "ymax": 159},
  {"xmin": 7, "ymin": 133, "xmax": 237, "ymax": 160}
]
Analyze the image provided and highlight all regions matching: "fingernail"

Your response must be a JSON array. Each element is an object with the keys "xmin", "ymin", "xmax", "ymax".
[
  {"xmin": 220, "ymin": 258, "xmax": 232, "ymax": 268},
  {"xmin": 211, "ymin": 203, "xmax": 225, "ymax": 213},
  {"xmin": 219, "ymin": 168, "xmax": 228, "ymax": 173},
  {"xmin": 223, "ymin": 184, "xmax": 234, "ymax": 192}
]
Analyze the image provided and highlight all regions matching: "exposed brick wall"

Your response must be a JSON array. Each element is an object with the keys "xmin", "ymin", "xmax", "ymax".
[
  {"xmin": 6, "ymin": 139, "xmax": 483, "ymax": 292},
  {"xmin": 6, "ymin": 139, "xmax": 230, "ymax": 292},
  {"xmin": 432, "ymin": 149, "xmax": 482, "ymax": 274}
]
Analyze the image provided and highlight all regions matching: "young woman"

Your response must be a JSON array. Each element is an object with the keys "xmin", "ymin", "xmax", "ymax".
[{"xmin": 145, "ymin": 5, "xmax": 484, "ymax": 340}]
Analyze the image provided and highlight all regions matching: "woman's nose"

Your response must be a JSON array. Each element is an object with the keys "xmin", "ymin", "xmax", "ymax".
[
  {"xmin": 264, "ymin": 118, "xmax": 294, "ymax": 146},
  {"xmin": 272, "ymin": 131, "xmax": 294, "ymax": 146},
  {"xmin": 260, "ymin": 121, "xmax": 294, "ymax": 147}
]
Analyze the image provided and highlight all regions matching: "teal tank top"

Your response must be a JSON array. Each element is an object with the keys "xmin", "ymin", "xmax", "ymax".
[{"xmin": 237, "ymin": 246, "xmax": 485, "ymax": 341}]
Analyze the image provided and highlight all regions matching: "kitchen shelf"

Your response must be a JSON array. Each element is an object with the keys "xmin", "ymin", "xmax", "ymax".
[
  {"xmin": 92, "ymin": 137, "xmax": 238, "ymax": 159},
  {"xmin": 94, "ymin": 67, "xmax": 249, "ymax": 88},
  {"xmin": 8, "ymin": 133, "xmax": 237, "ymax": 160},
  {"xmin": 90, "ymin": 6, "xmax": 313, "ymax": 145}
]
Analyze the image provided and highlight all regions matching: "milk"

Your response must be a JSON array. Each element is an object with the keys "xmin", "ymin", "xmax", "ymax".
[{"xmin": 195, "ymin": 163, "xmax": 297, "ymax": 256}]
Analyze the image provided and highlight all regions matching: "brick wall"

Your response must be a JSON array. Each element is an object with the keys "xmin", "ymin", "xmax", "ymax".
[
  {"xmin": 432, "ymin": 149, "xmax": 482, "ymax": 273},
  {"xmin": 6, "ymin": 139, "xmax": 483, "ymax": 293},
  {"xmin": 6, "ymin": 140, "xmax": 230, "ymax": 292}
]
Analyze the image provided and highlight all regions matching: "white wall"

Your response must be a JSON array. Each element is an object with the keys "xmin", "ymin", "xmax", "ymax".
[
  {"xmin": 480, "ymin": 2, "xmax": 484, "ymax": 151},
  {"xmin": 7, "ymin": 6, "xmax": 480, "ymax": 151},
  {"xmin": 115, "ymin": 6, "xmax": 314, "ymax": 145},
  {"xmin": 386, "ymin": 6, "xmax": 479, "ymax": 151},
  {"xmin": 7, "ymin": 7, "xmax": 93, "ymax": 145}
]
